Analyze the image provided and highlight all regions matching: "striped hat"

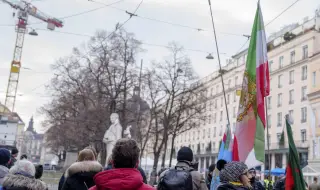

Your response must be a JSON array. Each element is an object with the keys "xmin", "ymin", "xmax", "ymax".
[{"xmin": 219, "ymin": 161, "xmax": 248, "ymax": 183}]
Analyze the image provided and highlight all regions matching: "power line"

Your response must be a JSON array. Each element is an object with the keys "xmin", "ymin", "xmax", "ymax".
[
  {"xmin": 265, "ymin": 0, "xmax": 301, "ymax": 27},
  {"xmin": 91, "ymin": 0, "xmax": 245, "ymax": 37}
]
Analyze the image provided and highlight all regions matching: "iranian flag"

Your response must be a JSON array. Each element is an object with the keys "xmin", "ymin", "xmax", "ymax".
[
  {"xmin": 231, "ymin": 2, "xmax": 270, "ymax": 168},
  {"xmin": 285, "ymin": 115, "xmax": 306, "ymax": 190}
]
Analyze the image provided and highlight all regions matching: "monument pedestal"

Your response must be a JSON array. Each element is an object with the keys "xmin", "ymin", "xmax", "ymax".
[{"xmin": 63, "ymin": 151, "xmax": 78, "ymax": 170}]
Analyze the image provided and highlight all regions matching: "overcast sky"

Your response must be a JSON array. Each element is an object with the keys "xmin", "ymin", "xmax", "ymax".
[{"xmin": 0, "ymin": 0, "xmax": 319, "ymax": 132}]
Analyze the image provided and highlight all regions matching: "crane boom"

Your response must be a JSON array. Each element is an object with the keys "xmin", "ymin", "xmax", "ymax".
[{"xmin": 2, "ymin": 0, "xmax": 63, "ymax": 112}]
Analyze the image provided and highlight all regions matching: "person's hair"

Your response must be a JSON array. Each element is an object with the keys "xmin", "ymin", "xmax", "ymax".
[
  {"xmin": 314, "ymin": 177, "xmax": 318, "ymax": 181},
  {"xmin": 84, "ymin": 146, "xmax": 97, "ymax": 160},
  {"xmin": 112, "ymin": 138, "xmax": 140, "ymax": 168},
  {"xmin": 208, "ymin": 163, "xmax": 215, "ymax": 172},
  {"xmin": 78, "ymin": 149, "xmax": 95, "ymax": 161},
  {"xmin": 20, "ymin": 154, "xmax": 27, "ymax": 160}
]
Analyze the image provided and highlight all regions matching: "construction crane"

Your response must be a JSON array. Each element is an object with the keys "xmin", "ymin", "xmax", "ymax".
[{"xmin": 1, "ymin": 0, "xmax": 63, "ymax": 112}]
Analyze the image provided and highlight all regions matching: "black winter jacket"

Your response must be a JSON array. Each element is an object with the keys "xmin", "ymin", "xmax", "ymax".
[
  {"xmin": 2, "ymin": 174, "xmax": 48, "ymax": 190},
  {"xmin": 61, "ymin": 161, "xmax": 103, "ymax": 190}
]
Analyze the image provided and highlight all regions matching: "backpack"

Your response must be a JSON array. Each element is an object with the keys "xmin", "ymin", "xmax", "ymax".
[{"xmin": 158, "ymin": 167, "xmax": 193, "ymax": 190}]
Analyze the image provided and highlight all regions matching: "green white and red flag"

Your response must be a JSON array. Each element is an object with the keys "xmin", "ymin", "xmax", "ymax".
[
  {"xmin": 285, "ymin": 115, "xmax": 306, "ymax": 190},
  {"xmin": 231, "ymin": 2, "xmax": 270, "ymax": 168}
]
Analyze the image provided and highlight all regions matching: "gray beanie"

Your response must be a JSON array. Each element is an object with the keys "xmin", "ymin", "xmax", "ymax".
[{"xmin": 219, "ymin": 161, "xmax": 248, "ymax": 182}]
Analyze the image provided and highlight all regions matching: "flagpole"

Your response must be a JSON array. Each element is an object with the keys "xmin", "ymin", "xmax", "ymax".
[
  {"xmin": 264, "ymin": 96, "xmax": 272, "ymax": 188},
  {"xmin": 207, "ymin": 0, "xmax": 231, "ymax": 127}
]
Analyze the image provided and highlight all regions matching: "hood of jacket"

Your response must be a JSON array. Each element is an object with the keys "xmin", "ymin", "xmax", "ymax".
[
  {"xmin": 65, "ymin": 161, "xmax": 103, "ymax": 178},
  {"xmin": 93, "ymin": 168, "xmax": 145, "ymax": 190},
  {"xmin": 3, "ymin": 174, "xmax": 47, "ymax": 190}
]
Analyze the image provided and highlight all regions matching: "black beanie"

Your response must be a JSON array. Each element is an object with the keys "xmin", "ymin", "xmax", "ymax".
[
  {"xmin": 177, "ymin": 147, "xmax": 193, "ymax": 162},
  {"xmin": 0, "ymin": 148, "xmax": 11, "ymax": 165},
  {"xmin": 11, "ymin": 147, "xmax": 18, "ymax": 155}
]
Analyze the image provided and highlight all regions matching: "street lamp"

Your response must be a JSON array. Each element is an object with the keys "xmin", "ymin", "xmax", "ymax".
[
  {"xmin": 29, "ymin": 29, "xmax": 38, "ymax": 36},
  {"xmin": 206, "ymin": 53, "xmax": 214, "ymax": 60}
]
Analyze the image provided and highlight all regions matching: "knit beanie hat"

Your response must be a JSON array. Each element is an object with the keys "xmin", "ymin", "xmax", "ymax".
[
  {"xmin": 11, "ymin": 148, "xmax": 18, "ymax": 155},
  {"xmin": 177, "ymin": 147, "xmax": 193, "ymax": 162},
  {"xmin": 9, "ymin": 160, "xmax": 36, "ymax": 177},
  {"xmin": 0, "ymin": 148, "xmax": 11, "ymax": 166},
  {"xmin": 219, "ymin": 161, "xmax": 248, "ymax": 183}
]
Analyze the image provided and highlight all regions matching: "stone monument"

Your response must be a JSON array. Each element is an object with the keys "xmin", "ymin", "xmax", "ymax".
[{"xmin": 103, "ymin": 113, "xmax": 122, "ymax": 165}]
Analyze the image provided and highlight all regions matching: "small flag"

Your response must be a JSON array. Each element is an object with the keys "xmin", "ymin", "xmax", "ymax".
[{"xmin": 285, "ymin": 115, "xmax": 306, "ymax": 190}]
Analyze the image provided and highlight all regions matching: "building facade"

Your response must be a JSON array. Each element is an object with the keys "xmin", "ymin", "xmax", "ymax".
[
  {"xmin": 20, "ymin": 117, "xmax": 45, "ymax": 164},
  {"xmin": 174, "ymin": 12, "xmax": 320, "ymax": 174}
]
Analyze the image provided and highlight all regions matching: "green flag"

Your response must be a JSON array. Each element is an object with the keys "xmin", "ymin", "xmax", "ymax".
[{"xmin": 285, "ymin": 115, "xmax": 305, "ymax": 190}]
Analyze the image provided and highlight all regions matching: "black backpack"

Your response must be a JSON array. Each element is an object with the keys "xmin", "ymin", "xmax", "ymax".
[{"xmin": 158, "ymin": 167, "xmax": 193, "ymax": 190}]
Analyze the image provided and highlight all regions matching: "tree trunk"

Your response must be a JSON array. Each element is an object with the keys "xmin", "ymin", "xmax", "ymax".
[
  {"xmin": 161, "ymin": 135, "xmax": 168, "ymax": 168},
  {"xmin": 169, "ymin": 134, "xmax": 176, "ymax": 167}
]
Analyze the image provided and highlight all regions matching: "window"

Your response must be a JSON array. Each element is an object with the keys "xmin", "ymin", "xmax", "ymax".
[
  {"xmin": 213, "ymin": 127, "xmax": 216, "ymax": 137},
  {"xmin": 312, "ymin": 71, "xmax": 316, "ymax": 87},
  {"xmin": 234, "ymin": 91, "xmax": 237, "ymax": 102},
  {"xmin": 215, "ymin": 99, "xmax": 217, "ymax": 108},
  {"xmin": 289, "ymin": 70, "xmax": 294, "ymax": 84},
  {"xmin": 279, "ymin": 56, "xmax": 284, "ymax": 69},
  {"xmin": 233, "ymin": 107, "xmax": 236, "ymax": 118},
  {"xmin": 277, "ymin": 93, "xmax": 282, "ymax": 107},
  {"xmin": 302, "ymin": 66, "xmax": 307, "ymax": 80},
  {"xmin": 219, "ymin": 126, "xmax": 223, "ymax": 136},
  {"xmin": 197, "ymin": 130, "xmax": 200, "ymax": 140},
  {"xmin": 302, "ymin": 45, "xmax": 308, "ymax": 59},
  {"xmin": 267, "ymin": 115, "xmax": 271, "ymax": 128},
  {"xmin": 289, "ymin": 90, "xmax": 294, "ymax": 104},
  {"xmin": 269, "ymin": 60, "xmax": 273, "ymax": 72},
  {"xmin": 209, "ymin": 101, "xmax": 212, "ymax": 111},
  {"xmin": 267, "ymin": 96, "xmax": 272, "ymax": 109},
  {"xmin": 220, "ymin": 97, "xmax": 223, "ymax": 107},
  {"xmin": 213, "ymin": 142, "xmax": 216, "ymax": 151},
  {"xmin": 214, "ymin": 113, "xmax": 217, "ymax": 123},
  {"xmin": 290, "ymin": 51, "xmax": 295, "ymax": 64},
  {"xmin": 208, "ymin": 128, "xmax": 211, "ymax": 138},
  {"xmin": 209, "ymin": 115, "xmax": 212, "ymax": 124},
  {"xmin": 235, "ymin": 76, "xmax": 239, "ymax": 85},
  {"xmin": 277, "ymin": 133, "xmax": 282, "ymax": 143},
  {"xmin": 301, "ymin": 86, "xmax": 307, "ymax": 101},
  {"xmin": 278, "ymin": 75, "xmax": 283, "ymax": 88},
  {"xmin": 301, "ymin": 129, "xmax": 307, "ymax": 142},
  {"xmin": 277, "ymin": 112, "xmax": 282, "ymax": 127},
  {"xmin": 301, "ymin": 107, "xmax": 307, "ymax": 123},
  {"xmin": 232, "ymin": 123, "xmax": 236, "ymax": 133},
  {"xmin": 202, "ymin": 129, "xmax": 205, "ymax": 138},
  {"xmin": 220, "ymin": 111, "xmax": 223, "ymax": 121},
  {"xmin": 216, "ymin": 85, "xmax": 219, "ymax": 94},
  {"xmin": 289, "ymin": 110, "xmax": 294, "ymax": 124}
]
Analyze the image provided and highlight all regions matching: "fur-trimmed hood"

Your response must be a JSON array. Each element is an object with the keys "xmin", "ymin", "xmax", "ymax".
[
  {"xmin": 3, "ymin": 174, "xmax": 47, "ymax": 190},
  {"xmin": 65, "ymin": 161, "xmax": 103, "ymax": 178}
]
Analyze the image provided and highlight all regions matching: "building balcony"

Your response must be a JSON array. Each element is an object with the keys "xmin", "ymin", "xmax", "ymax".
[{"xmin": 265, "ymin": 141, "xmax": 309, "ymax": 152}]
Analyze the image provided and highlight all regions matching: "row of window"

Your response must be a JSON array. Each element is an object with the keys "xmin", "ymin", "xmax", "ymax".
[
  {"xmin": 267, "ymin": 86, "xmax": 307, "ymax": 108},
  {"xmin": 269, "ymin": 45, "xmax": 308, "ymax": 72},
  {"xmin": 266, "ymin": 107, "xmax": 307, "ymax": 129},
  {"xmin": 277, "ymin": 66, "xmax": 308, "ymax": 89},
  {"xmin": 205, "ymin": 76, "xmax": 240, "ymax": 98}
]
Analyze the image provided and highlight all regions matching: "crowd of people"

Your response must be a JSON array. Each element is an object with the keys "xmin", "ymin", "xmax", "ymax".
[{"xmin": 1, "ymin": 139, "xmax": 320, "ymax": 190}]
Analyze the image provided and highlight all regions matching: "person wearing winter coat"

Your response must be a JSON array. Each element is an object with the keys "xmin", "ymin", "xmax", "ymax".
[
  {"xmin": 61, "ymin": 149, "xmax": 103, "ymax": 190},
  {"xmin": 2, "ymin": 159, "xmax": 47, "ymax": 190},
  {"xmin": 34, "ymin": 164, "xmax": 43, "ymax": 180},
  {"xmin": 248, "ymin": 168, "xmax": 264, "ymax": 190},
  {"xmin": 159, "ymin": 146, "xmax": 208, "ymax": 190},
  {"xmin": 206, "ymin": 164, "xmax": 215, "ymax": 189},
  {"xmin": 217, "ymin": 161, "xmax": 252, "ymax": 190},
  {"xmin": 7, "ymin": 148, "xmax": 18, "ymax": 169},
  {"xmin": 0, "ymin": 148, "xmax": 11, "ymax": 185},
  {"xmin": 105, "ymin": 159, "xmax": 147, "ymax": 184},
  {"xmin": 90, "ymin": 138, "xmax": 154, "ymax": 190}
]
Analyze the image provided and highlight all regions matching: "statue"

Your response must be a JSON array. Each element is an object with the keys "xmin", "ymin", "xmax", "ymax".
[
  {"xmin": 103, "ymin": 113, "xmax": 122, "ymax": 165},
  {"xmin": 124, "ymin": 125, "xmax": 132, "ymax": 139}
]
